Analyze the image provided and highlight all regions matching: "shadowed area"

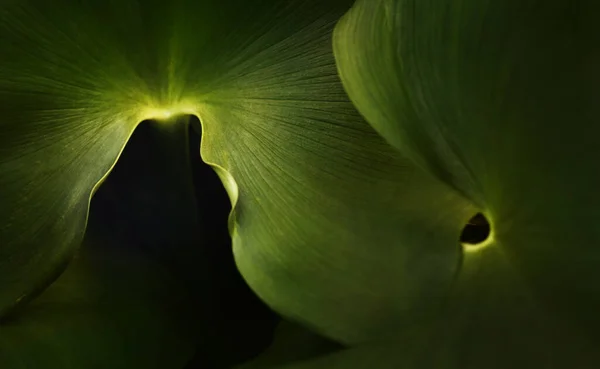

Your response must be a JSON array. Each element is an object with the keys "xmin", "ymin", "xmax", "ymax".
[
  {"xmin": 460, "ymin": 213, "xmax": 491, "ymax": 245},
  {"xmin": 89, "ymin": 117, "xmax": 280, "ymax": 369}
]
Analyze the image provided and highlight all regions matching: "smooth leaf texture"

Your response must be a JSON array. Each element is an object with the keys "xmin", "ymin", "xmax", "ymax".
[
  {"xmin": 334, "ymin": 0, "xmax": 600, "ymax": 366},
  {"xmin": 0, "ymin": 0, "xmax": 480, "ymax": 351},
  {"xmin": 0, "ymin": 225, "xmax": 196, "ymax": 369}
]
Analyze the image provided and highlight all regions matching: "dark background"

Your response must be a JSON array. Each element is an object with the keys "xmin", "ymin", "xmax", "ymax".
[{"xmin": 86, "ymin": 116, "xmax": 279, "ymax": 369}]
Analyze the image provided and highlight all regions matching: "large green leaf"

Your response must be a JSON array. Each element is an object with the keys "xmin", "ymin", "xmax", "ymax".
[
  {"xmin": 235, "ymin": 254, "xmax": 599, "ymax": 368},
  {"xmin": 0, "ymin": 0, "xmax": 478, "ymax": 350},
  {"xmin": 194, "ymin": 24, "xmax": 475, "ymax": 345},
  {"xmin": 333, "ymin": 0, "xmax": 600, "ymax": 366},
  {"xmin": 0, "ymin": 0, "xmax": 359, "ymax": 316}
]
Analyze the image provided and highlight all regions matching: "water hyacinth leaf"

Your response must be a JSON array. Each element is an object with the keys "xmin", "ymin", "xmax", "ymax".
[
  {"xmin": 0, "ymin": 226, "xmax": 197, "ymax": 369},
  {"xmin": 334, "ymin": 0, "xmax": 600, "ymax": 365},
  {"xmin": 236, "ymin": 251, "xmax": 599, "ymax": 368},
  {"xmin": 198, "ymin": 81, "xmax": 476, "ymax": 345},
  {"xmin": 194, "ymin": 25, "xmax": 476, "ymax": 344},
  {"xmin": 0, "ymin": 0, "xmax": 359, "ymax": 317},
  {"xmin": 0, "ymin": 0, "xmax": 479, "ymax": 349},
  {"xmin": 0, "ymin": 119, "xmax": 202, "ymax": 368}
]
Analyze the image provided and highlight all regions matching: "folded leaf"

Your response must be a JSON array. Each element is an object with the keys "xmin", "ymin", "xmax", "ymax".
[
  {"xmin": 198, "ymin": 82, "xmax": 474, "ymax": 345},
  {"xmin": 0, "ymin": 0, "xmax": 358, "ymax": 316},
  {"xmin": 0, "ymin": 0, "xmax": 477, "ymax": 348},
  {"xmin": 334, "ymin": 0, "xmax": 600, "ymax": 365},
  {"xmin": 0, "ymin": 1, "xmax": 141, "ymax": 316}
]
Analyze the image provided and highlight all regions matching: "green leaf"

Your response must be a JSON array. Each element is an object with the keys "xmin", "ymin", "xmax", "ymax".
[
  {"xmin": 0, "ymin": 0, "xmax": 358, "ymax": 315},
  {"xmin": 0, "ymin": 226, "xmax": 197, "ymax": 369},
  {"xmin": 242, "ymin": 247, "xmax": 600, "ymax": 368},
  {"xmin": 198, "ymin": 77, "xmax": 474, "ymax": 345},
  {"xmin": 1, "ymin": 0, "xmax": 476, "ymax": 351},
  {"xmin": 333, "ymin": 0, "xmax": 600, "ymax": 365}
]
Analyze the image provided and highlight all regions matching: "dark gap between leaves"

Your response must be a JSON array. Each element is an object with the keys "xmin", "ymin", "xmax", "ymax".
[
  {"xmin": 185, "ymin": 116, "xmax": 281, "ymax": 369},
  {"xmin": 460, "ymin": 212, "xmax": 491, "ymax": 245},
  {"xmin": 87, "ymin": 116, "xmax": 280, "ymax": 369}
]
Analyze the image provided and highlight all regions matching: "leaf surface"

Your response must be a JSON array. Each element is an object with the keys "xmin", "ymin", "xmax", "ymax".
[
  {"xmin": 333, "ymin": 0, "xmax": 600, "ymax": 366},
  {"xmin": 1, "ymin": 0, "xmax": 476, "ymax": 349}
]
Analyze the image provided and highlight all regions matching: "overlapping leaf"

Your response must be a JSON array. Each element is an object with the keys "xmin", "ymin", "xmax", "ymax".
[
  {"xmin": 333, "ymin": 0, "xmax": 600, "ymax": 366},
  {"xmin": 0, "ymin": 0, "xmax": 485, "ymax": 359}
]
